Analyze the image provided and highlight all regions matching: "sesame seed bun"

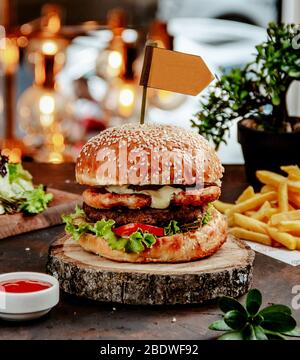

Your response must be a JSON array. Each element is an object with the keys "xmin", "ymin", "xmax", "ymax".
[
  {"xmin": 76, "ymin": 124, "xmax": 223, "ymax": 186},
  {"xmin": 78, "ymin": 207, "xmax": 227, "ymax": 263}
]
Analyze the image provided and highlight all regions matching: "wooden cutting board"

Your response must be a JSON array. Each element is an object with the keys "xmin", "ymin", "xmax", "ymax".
[
  {"xmin": 47, "ymin": 234, "xmax": 255, "ymax": 305},
  {"xmin": 0, "ymin": 188, "xmax": 81, "ymax": 239}
]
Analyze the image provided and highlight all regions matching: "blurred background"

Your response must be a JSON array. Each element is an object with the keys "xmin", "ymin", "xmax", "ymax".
[{"xmin": 0, "ymin": 0, "xmax": 296, "ymax": 165}]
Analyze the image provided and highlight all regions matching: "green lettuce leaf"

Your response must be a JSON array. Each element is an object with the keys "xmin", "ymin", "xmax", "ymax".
[
  {"xmin": 125, "ymin": 231, "xmax": 156, "ymax": 253},
  {"xmin": 164, "ymin": 220, "xmax": 180, "ymax": 236},
  {"xmin": 62, "ymin": 206, "xmax": 88, "ymax": 241},
  {"xmin": 19, "ymin": 185, "xmax": 53, "ymax": 214},
  {"xmin": 202, "ymin": 203, "xmax": 213, "ymax": 225},
  {"xmin": 7, "ymin": 163, "xmax": 32, "ymax": 183},
  {"xmin": 63, "ymin": 207, "xmax": 157, "ymax": 253},
  {"xmin": 142, "ymin": 232, "xmax": 156, "ymax": 247},
  {"xmin": 125, "ymin": 232, "xmax": 145, "ymax": 253}
]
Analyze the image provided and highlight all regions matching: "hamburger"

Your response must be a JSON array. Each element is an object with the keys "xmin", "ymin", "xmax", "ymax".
[{"xmin": 63, "ymin": 124, "xmax": 227, "ymax": 263}]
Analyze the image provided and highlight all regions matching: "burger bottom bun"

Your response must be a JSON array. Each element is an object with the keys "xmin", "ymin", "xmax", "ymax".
[{"xmin": 78, "ymin": 208, "xmax": 227, "ymax": 263}]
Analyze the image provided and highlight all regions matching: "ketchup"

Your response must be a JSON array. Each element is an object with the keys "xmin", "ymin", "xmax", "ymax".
[{"xmin": 0, "ymin": 279, "xmax": 52, "ymax": 293}]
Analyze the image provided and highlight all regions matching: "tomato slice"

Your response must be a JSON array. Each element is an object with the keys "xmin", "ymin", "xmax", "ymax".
[{"xmin": 113, "ymin": 223, "xmax": 164, "ymax": 237}]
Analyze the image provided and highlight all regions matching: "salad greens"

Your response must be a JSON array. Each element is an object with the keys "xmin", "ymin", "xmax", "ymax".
[
  {"xmin": 164, "ymin": 220, "xmax": 181, "ymax": 236},
  {"xmin": 0, "ymin": 155, "xmax": 53, "ymax": 215},
  {"xmin": 63, "ymin": 206, "xmax": 156, "ymax": 253},
  {"xmin": 202, "ymin": 203, "xmax": 213, "ymax": 225},
  {"xmin": 19, "ymin": 185, "xmax": 53, "ymax": 214}
]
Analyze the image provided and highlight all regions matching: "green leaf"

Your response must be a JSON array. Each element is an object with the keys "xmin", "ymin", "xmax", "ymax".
[
  {"xmin": 202, "ymin": 203, "xmax": 213, "ymax": 225},
  {"xmin": 242, "ymin": 324, "xmax": 257, "ymax": 340},
  {"xmin": 125, "ymin": 231, "xmax": 157, "ymax": 253},
  {"xmin": 263, "ymin": 329, "xmax": 286, "ymax": 340},
  {"xmin": 7, "ymin": 163, "xmax": 32, "ymax": 183},
  {"xmin": 261, "ymin": 312, "xmax": 296, "ymax": 333},
  {"xmin": 224, "ymin": 310, "xmax": 247, "ymax": 330},
  {"xmin": 208, "ymin": 319, "xmax": 232, "ymax": 331},
  {"xmin": 164, "ymin": 220, "xmax": 180, "ymax": 236},
  {"xmin": 219, "ymin": 296, "xmax": 247, "ymax": 316},
  {"xmin": 259, "ymin": 304, "xmax": 292, "ymax": 317},
  {"xmin": 94, "ymin": 219, "xmax": 115, "ymax": 237},
  {"xmin": 282, "ymin": 326, "xmax": 300, "ymax": 337},
  {"xmin": 125, "ymin": 237, "xmax": 145, "ymax": 253},
  {"xmin": 252, "ymin": 313, "xmax": 264, "ymax": 326},
  {"xmin": 246, "ymin": 289, "xmax": 262, "ymax": 316},
  {"xmin": 288, "ymin": 70, "xmax": 300, "ymax": 78},
  {"xmin": 271, "ymin": 95, "xmax": 280, "ymax": 106},
  {"xmin": 142, "ymin": 233, "xmax": 156, "ymax": 248},
  {"xmin": 109, "ymin": 237, "xmax": 128, "ymax": 251},
  {"xmin": 254, "ymin": 326, "xmax": 268, "ymax": 340},
  {"xmin": 217, "ymin": 331, "xmax": 244, "ymax": 340},
  {"xmin": 62, "ymin": 208, "xmax": 157, "ymax": 253},
  {"xmin": 19, "ymin": 185, "xmax": 53, "ymax": 214}
]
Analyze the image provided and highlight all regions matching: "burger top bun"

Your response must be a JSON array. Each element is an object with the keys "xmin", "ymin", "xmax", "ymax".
[{"xmin": 76, "ymin": 124, "xmax": 223, "ymax": 186}]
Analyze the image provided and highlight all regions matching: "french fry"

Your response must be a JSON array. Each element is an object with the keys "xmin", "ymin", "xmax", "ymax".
[
  {"xmin": 281, "ymin": 165, "xmax": 300, "ymax": 181},
  {"xmin": 278, "ymin": 181, "xmax": 289, "ymax": 212},
  {"xmin": 270, "ymin": 210, "xmax": 300, "ymax": 225},
  {"xmin": 250, "ymin": 201, "xmax": 271, "ymax": 220},
  {"xmin": 256, "ymin": 170, "xmax": 300, "ymax": 194},
  {"xmin": 267, "ymin": 226, "xmax": 297, "ymax": 250},
  {"xmin": 261, "ymin": 209, "xmax": 279, "ymax": 223},
  {"xmin": 260, "ymin": 185, "xmax": 276, "ymax": 194},
  {"xmin": 289, "ymin": 191, "xmax": 300, "ymax": 208},
  {"xmin": 229, "ymin": 227, "xmax": 272, "ymax": 246},
  {"xmin": 245, "ymin": 210, "xmax": 256, "ymax": 216},
  {"xmin": 227, "ymin": 191, "xmax": 277, "ymax": 218},
  {"xmin": 233, "ymin": 213, "xmax": 267, "ymax": 234},
  {"xmin": 289, "ymin": 204, "xmax": 296, "ymax": 211},
  {"xmin": 228, "ymin": 167, "xmax": 300, "ymax": 250},
  {"xmin": 213, "ymin": 200, "xmax": 233, "ymax": 214},
  {"xmin": 277, "ymin": 220, "xmax": 300, "ymax": 233},
  {"xmin": 236, "ymin": 186, "xmax": 255, "ymax": 203}
]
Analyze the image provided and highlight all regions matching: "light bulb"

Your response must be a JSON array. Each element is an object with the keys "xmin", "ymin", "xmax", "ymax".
[
  {"xmin": 0, "ymin": 38, "xmax": 19, "ymax": 74},
  {"xmin": 18, "ymin": 86, "xmax": 80, "ymax": 152},
  {"xmin": 39, "ymin": 94, "xmax": 55, "ymax": 127},
  {"xmin": 108, "ymin": 51, "xmax": 122, "ymax": 70},
  {"xmin": 118, "ymin": 83, "xmax": 135, "ymax": 118},
  {"xmin": 39, "ymin": 95, "xmax": 55, "ymax": 114},
  {"xmin": 48, "ymin": 151, "xmax": 63, "ymax": 164},
  {"xmin": 42, "ymin": 41, "xmax": 58, "ymax": 55},
  {"xmin": 121, "ymin": 29, "xmax": 138, "ymax": 43},
  {"xmin": 119, "ymin": 87, "xmax": 134, "ymax": 107}
]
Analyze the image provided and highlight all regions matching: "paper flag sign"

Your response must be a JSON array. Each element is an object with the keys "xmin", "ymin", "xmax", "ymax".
[{"xmin": 140, "ymin": 45, "xmax": 214, "ymax": 96}]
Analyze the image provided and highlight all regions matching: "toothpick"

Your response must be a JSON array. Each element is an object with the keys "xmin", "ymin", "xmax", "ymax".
[{"xmin": 139, "ymin": 41, "xmax": 158, "ymax": 125}]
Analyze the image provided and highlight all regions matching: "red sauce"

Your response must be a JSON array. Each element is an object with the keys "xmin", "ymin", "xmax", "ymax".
[{"xmin": 0, "ymin": 279, "xmax": 52, "ymax": 293}]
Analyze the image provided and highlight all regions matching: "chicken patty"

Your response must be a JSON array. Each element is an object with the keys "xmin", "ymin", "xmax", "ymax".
[
  {"xmin": 83, "ymin": 202, "xmax": 205, "ymax": 227},
  {"xmin": 83, "ymin": 186, "xmax": 220, "ymax": 210},
  {"xmin": 83, "ymin": 187, "xmax": 151, "ymax": 209}
]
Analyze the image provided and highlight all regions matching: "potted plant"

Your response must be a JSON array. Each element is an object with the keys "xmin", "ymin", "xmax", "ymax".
[{"xmin": 191, "ymin": 22, "xmax": 300, "ymax": 184}]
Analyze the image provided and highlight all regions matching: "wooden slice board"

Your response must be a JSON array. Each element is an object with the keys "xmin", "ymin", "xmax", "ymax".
[
  {"xmin": 47, "ymin": 234, "xmax": 255, "ymax": 305},
  {"xmin": 0, "ymin": 188, "xmax": 81, "ymax": 239}
]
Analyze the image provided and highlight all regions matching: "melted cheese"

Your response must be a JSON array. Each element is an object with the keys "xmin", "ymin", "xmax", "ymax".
[{"xmin": 105, "ymin": 185, "xmax": 182, "ymax": 209}]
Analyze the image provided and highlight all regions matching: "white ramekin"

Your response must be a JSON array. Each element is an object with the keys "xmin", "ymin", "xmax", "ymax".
[{"xmin": 0, "ymin": 272, "xmax": 59, "ymax": 321}]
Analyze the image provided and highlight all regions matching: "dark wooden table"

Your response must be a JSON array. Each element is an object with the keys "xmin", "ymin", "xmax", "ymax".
[{"xmin": 1, "ymin": 163, "xmax": 299, "ymax": 340}]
